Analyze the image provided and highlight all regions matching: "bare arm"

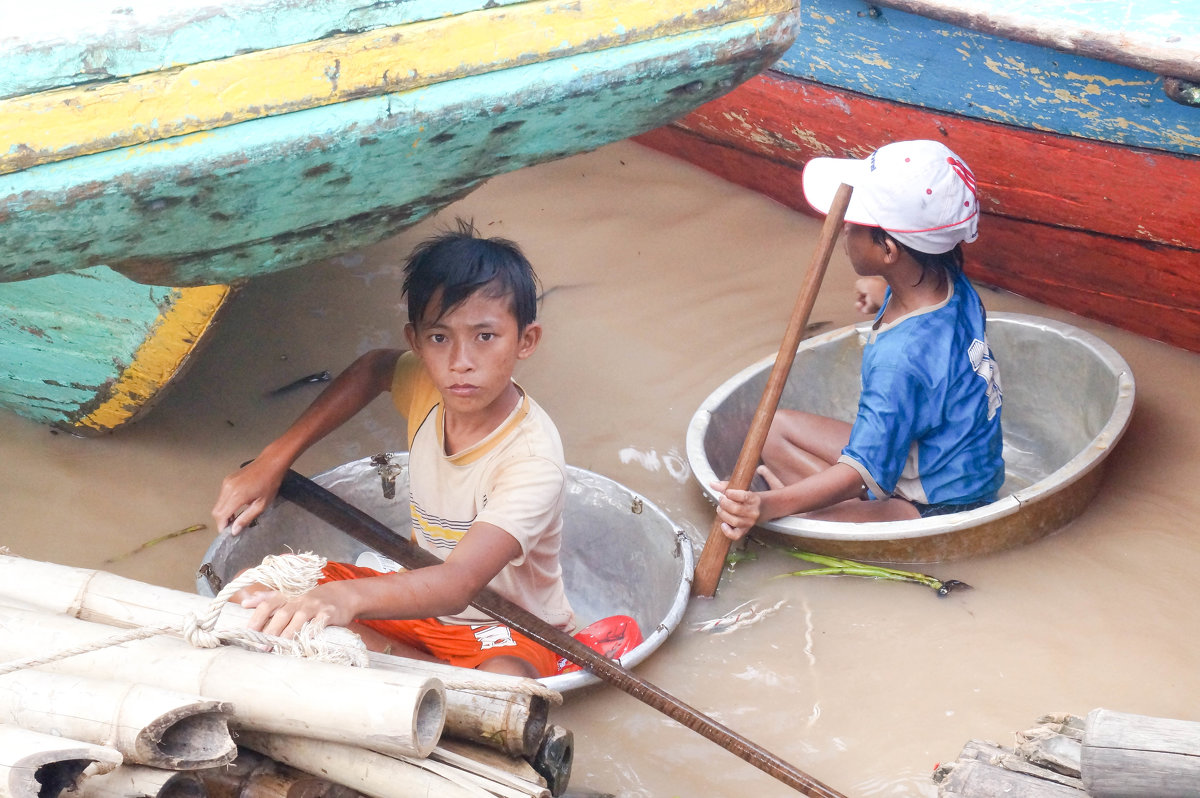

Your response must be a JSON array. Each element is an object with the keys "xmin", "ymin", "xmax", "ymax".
[
  {"xmin": 212, "ymin": 348, "xmax": 402, "ymax": 534},
  {"xmin": 711, "ymin": 461, "xmax": 865, "ymax": 540},
  {"xmin": 241, "ymin": 521, "xmax": 522, "ymax": 638}
]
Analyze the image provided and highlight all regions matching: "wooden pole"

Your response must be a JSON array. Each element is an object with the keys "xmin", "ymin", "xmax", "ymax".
[
  {"xmin": 0, "ymin": 554, "xmax": 547, "ymax": 758},
  {"xmin": 0, "ymin": 669, "xmax": 235, "ymax": 769},
  {"xmin": 277, "ymin": 470, "xmax": 848, "ymax": 798},
  {"xmin": 692, "ymin": 183, "xmax": 854, "ymax": 598},
  {"xmin": 75, "ymin": 765, "xmax": 208, "ymax": 798}
]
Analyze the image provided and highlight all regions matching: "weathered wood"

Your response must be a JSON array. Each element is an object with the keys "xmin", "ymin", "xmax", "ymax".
[
  {"xmin": 74, "ymin": 766, "xmax": 208, "ymax": 798},
  {"xmin": 936, "ymin": 758, "xmax": 1087, "ymax": 797},
  {"xmin": 1016, "ymin": 727, "xmax": 1082, "ymax": 777},
  {"xmin": 0, "ymin": 554, "xmax": 549, "ymax": 757},
  {"xmin": 235, "ymin": 732, "xmax": 487, "ymax": 798},
  {"xmin": 1082, "ymin": 709, "xmax": 1200, "ymax": 798},
  {"xmin": 636, "ymin": 70, "xmax": 1200, "ymax": 353},
  {"xmin": 946, "ymin": 740, "xmax": 1086, "ymax": 792},
  {"xmin": 0, "ymin": 3, "xmax": 799, "ymax": 288},
  {"xmin": 0, "ymin": 724, "xmax": 122, "ymax": 798},
  {"xmin": 0, "ymin": 605, "xmax": 445, "ymax": 759},
  {"xmin": 0, "ymin": 669, "xmax": 235, "ymax": 770},
  {"xmin": 0, "ymin": 270, "xmax": 232, "ymax": 434}
]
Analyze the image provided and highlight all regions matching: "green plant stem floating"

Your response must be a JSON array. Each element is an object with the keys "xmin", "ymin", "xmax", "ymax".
[{"xmin": 779, "ymin": 549, "xmax": 971, "ymax": 597}]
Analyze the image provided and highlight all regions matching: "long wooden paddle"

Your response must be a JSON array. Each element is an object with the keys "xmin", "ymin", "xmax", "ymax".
[
  {"xmin": 277, "ymin": 468, "xmax": 847, "ymax": 798},
  {"xmin": 692, "ymin": 183, "xmax": 854, "ymax": 598}
]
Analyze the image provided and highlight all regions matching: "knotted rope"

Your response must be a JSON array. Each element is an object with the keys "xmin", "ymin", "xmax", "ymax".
[{"xmin": 0, "ymin": 551, "xmax": 562, "ymax": 701}]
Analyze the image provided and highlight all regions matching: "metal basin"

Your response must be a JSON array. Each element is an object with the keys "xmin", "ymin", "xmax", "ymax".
[
  {"xmin": 686, "ymin": 312, "xmax": 1135, "ymax": 562},
  {"xmin": 198, "ymin": 454, "xmax": 692, "ymax": 693}
]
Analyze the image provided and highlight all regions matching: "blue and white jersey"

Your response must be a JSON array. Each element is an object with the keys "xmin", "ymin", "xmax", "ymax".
[{"xmin": 839, "ymin": 271, "xmax": 1004, "ymax": 506}]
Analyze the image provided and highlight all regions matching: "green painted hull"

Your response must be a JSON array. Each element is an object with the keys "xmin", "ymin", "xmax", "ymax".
[{"xmin": 0, "ymin": 0, "xmax": 798, "ymax": 432}]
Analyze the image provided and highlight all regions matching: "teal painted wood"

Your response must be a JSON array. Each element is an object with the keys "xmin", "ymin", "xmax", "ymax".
[
  {"xmin": 776, "ymin": 0, "xmax": 1200, "ymax": 156},
  {"xmin": 0, "ymin": 14, "xmax": 794, "ymax": 286},
  {"xmin": 0, "ymin": 266, "xmax": 175, "ymax": 424},
  {"xmin": 0, "ymin": 0, "xmax": 534, "ymax": 98}
]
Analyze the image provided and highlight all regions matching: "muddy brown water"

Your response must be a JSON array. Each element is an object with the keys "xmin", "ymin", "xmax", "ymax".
[{"xmin": 4, "ymin": 141, "xmax": 1198, "ymax": 797}]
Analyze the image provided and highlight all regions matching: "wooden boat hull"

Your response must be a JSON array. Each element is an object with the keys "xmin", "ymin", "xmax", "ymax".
[
  {"xmin": 0, "ymin": 268, "xmax": 232, "ymax": 433},
  {"xmin": 1, "ymin": 0, "xmax": 799, "ymax": 286},
  {"xmin": 0, "ymin": 0, "xmax": 799, "ymax": 432},
  {"xmin": 197, "ymin": 454, "xmax": 694, "ymax": 693},
  {"xmin": 636, "ymin": 0, "xmax": 1200, "ymax": 352},
  {"xmin": 686, "ymin": 313, "xmax": 1135, "ymax": 563}
]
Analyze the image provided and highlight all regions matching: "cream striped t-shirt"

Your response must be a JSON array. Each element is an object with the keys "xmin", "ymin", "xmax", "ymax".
[{"xmin": 391, "ymin": 352, "xmax": 576, "ymax": 631}]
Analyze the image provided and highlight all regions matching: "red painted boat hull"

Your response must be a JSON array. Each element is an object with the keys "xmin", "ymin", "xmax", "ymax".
[{"xmin": 636, "ymin": 73, "xmax": 1200, "ymax": 352}]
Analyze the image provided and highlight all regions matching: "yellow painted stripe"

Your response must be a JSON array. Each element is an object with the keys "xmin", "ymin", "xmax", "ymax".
[
  {"xmin": 77, "ymin": 283, "xmax": 232, "ymax": 432},
  {"xmin": 2, "ymin": 0, "xmax": 791, "ymax": 176}
]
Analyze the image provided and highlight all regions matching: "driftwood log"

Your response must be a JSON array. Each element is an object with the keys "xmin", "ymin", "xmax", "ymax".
[
  {"xmin": 936, "ymin": 710, "xmax": 1200, "ymax": 797},
  {"xmin": 1082, "ymin": 709, "xmax": 1200, "ymax": 798},
  {"xmin": 0, "ymin": 604, "xmax": 445, "ymax": 759},
  {"xmin": 0, "ymin": 554, "xmax": 549, "ymax": 757},
  {"xmin": 0, "ymin": 724, "xmax": 122, "ymax": 798},
  {"xmin": 0, "ymin": 670, "xmax": 235, "ymax": 770}
]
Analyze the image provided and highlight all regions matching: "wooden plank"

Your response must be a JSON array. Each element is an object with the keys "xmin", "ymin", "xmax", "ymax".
[
  {"xmin": 872, "ymin": 1, "xmax": 1200, "ymax": 82},
  {"xmin": 1, "ymin": 0, "xmax": 536, "ymax": 98},
  {"xmin": 0, "ymin": 12, "xmax": 796, "ymax": 287},
  {"xmin": 635, "ymin": 70, "xmax": 1200, "ymax": 352},
  {"xmin": 937, "ymin": 759, "xmax": 1087, "ymax": 797},
  {"xmin": 0, "ymin": 0, "xmax": 793, "ymax": 175},
  {"xmin": 774, "ymin": 0, "xmax": 1200, "ymax": 156}
]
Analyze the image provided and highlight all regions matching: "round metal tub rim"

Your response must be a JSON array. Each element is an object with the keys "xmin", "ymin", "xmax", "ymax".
[{"xmin": 685, "ymin": 312, "xmax": 1136, "ymax": 544}]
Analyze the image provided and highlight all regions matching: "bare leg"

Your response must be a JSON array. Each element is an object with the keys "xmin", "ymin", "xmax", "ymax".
[
  {"xmin": 804, "ymin": 496, "xmax": 921, "ymax": 522},
  {"xmin": 478, "ymin": 655, "xmax": 540, "ymax": 679},
  {"xmin": 761, "ymin": 409, "xmax": 853, "ymax": 483}
]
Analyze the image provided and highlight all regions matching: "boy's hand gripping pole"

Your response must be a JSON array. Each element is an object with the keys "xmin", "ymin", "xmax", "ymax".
[{"xmin": 692, "ymin": 183, "xmax": 854, "ymax": 598}]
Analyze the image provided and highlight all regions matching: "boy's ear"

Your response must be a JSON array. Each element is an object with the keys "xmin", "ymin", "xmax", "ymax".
[
  {"xmin": 517, "ymin": 322, "xmax": 542, "ymax": 359},
  {"xmin": 880, "ymin": 235, "xmax": 902, "ymax": 263},
  {"xmin": 403, "ymin": 322, "xmax": 418, "ymax": 350}
]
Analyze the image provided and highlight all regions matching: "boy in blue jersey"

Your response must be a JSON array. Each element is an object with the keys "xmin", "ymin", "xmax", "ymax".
[{"xmin": 713, "ymin": 140, "xmax": 1005, "ymax": 537}]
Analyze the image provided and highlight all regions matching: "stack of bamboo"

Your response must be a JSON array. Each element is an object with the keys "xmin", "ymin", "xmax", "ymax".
[
  {"xmin": 934, "ymin": 710, "xmax": 1200, "ymax": 797},
  {"xmin": 0, "ymin": 553, "xmax": 568, "ymax": 798}
]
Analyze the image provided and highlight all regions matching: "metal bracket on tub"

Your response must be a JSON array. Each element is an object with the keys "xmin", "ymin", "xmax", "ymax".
[{"xmin": 370, "ymin": 453, "xmax": 404, "ymax": 500}]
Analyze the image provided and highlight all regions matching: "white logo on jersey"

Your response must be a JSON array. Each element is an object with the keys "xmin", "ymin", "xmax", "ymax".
[
  {"xmin": 968, "ymin": 337, "xmax": 1002, "ymax": 420},
  {"xmin": 473, "ymin": 625, "xmax": 517, "ymax": 650}
]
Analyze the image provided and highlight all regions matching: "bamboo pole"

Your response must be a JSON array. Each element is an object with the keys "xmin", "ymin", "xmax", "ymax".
[
  {"xmin": 74, "ymin": 765, "xmax": 207, "ymax": 798},
  {"xmin": 0, "ymin": 605, "xmax": 445, "ymax": 759},
  {"xmin": 0, "ymin": 669, "xmax": 234, "ymax": 769},
  {"xmin": 235, "ymin": 732, "xmax": 488, "ymax": 798},
  {"xmin": 0, "ymin": 554, "xmax": 548, "ymax": 757},
  {"xmin": 0, "ymin": 724, "xmax": 122, "ymax": 798}
]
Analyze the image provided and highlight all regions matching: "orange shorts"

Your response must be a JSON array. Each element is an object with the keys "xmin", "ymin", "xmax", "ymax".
[{"xmin": 319, "ymin": 561, "xmax": 560, "ymax": 678}]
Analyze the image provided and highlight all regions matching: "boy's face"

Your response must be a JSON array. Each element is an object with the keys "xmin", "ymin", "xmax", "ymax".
[
  {"xmin": 843, "ymin": 222, "xmax": 891, "ymax": 277},
  {"xmin": 404, "ymin": 287, "xmax": 541, "ymax": 422}
]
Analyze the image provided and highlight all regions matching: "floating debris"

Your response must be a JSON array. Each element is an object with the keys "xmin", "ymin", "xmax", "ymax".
[
  {"xmin": 779, "ymin": 550, "xmax": 971, "ymax": 597},
  {"xmin": 692, "ymin": 598, "xmax": 787, "ymax": 635},
  {"xmin": 104, "ymin": 523, "xmax": 207, "ymax": 564},
  {"xmin": 265, "ymin": 370, "xmax": 332, "ymax": 397}
]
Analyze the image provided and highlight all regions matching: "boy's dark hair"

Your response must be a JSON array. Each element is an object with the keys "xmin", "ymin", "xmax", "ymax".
[
  {"xmin": 402, "ymin": 218, "xmax": 540, "ymax": 331},
  {"xmin": 870, "ymin": 227, "xmax": 964, "ymax": 282}
]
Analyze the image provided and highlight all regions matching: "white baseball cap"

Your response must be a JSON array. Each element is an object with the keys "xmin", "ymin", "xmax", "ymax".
[{"xmin": 802, "ymin": 140, "xmax": 980, "ymax": 254}]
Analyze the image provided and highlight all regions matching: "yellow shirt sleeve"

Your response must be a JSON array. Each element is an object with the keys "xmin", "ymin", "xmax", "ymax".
[{"xmin": 390, "ymin": 351, "xmax": 441, "ymax": 449}]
